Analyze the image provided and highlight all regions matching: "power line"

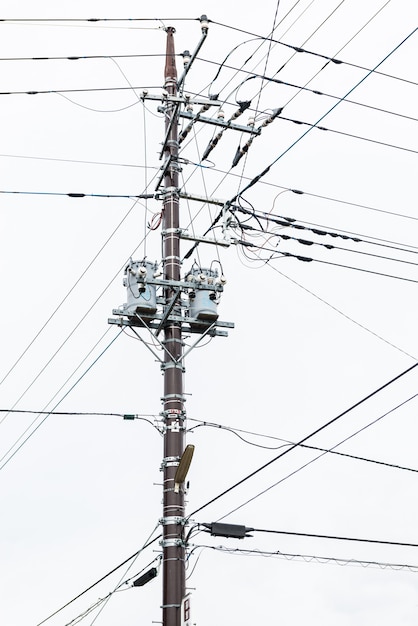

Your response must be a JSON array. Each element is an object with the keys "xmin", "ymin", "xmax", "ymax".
[
  {"xmin": 0, "ymin": 330, "xmax": 122, "ymax": 472},
  {"xmin": 229, "ymin": 27, "xmax": 418, "ymax": 202},
  {"xmin": 198, "ymin": 57, "xmax": 418, "ymax": 124},
  {"xmin": 188, "ymin": 419, "xmax": 418, "ymax": 474},
  {"xmin": 35, "ymin": 530, "xmax": 161, "ymax": 626},
  {"xmin": 250, "ymin": 527, "xmax": 418, "ymax": 549},
  {"xmin": 278, "ymin": 113, "xmax": 418, "ymax": 155},
  {"xmin": 210, "ymin": 20, "xmax": 418, "ymax": 87},
  {"xmin": 188, "ymin": 361, "xmax": 418, "ymax": 518},
  {"xmin": 240, "ymin": 239, "xmax": 418, "ymax": 286},
  {"xmin": 215, "ymin": 392, "xmax": 418, "ymax": 521}
]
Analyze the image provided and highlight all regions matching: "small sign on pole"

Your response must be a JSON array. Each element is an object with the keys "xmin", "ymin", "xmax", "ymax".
[{"xmin": 181, "ymin": 594, "xmax": 191, "ymax": 626}]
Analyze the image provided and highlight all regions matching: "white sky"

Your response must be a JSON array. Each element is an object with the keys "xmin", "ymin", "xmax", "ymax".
[{"xmin": 0, "ymin": 1, "xmax": 418, "ymax": 625}]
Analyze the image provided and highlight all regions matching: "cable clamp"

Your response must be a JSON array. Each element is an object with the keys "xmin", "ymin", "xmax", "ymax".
[
  {"xmin": 159, "ymin": 516, "xmax": 186, "ymax": 526},
  {"xmin": 160, "ymin": 538, "xmax": 184, "ymax": 548},
  {"xmin": 160, "ymin": 456, "xmax": 180, "ymax": 471}
]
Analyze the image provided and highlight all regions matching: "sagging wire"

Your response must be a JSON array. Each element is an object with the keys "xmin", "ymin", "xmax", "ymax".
[{"xmin": 188, "ymin": 544, "xmax": 418, "ymax": 574}]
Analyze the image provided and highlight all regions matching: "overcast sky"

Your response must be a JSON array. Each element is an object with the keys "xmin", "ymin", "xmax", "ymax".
[{"xmin": 0, "ymin": 1, "xmax": 418, "ymax": 625}]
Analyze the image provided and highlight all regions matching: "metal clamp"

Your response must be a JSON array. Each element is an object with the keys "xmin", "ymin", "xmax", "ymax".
[
  {"xmin": 159, "ymin": 516, "xmax": 186, "ymax": 526},
  {"xmin": 159, "ymin": 538, "xmax": 184, "ymax": 548}
]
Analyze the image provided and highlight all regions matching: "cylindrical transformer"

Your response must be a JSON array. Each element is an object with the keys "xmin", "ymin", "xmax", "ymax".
[
  {"xmin": 188, "ymin": 268, "xmax": 219, "ymax": 321},
  {"xmin": 123, "ymin": 260, "xmax": 157, "ymax": 315}
]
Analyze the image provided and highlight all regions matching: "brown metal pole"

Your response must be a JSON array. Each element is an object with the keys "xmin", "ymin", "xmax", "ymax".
[{"xmin": 161, "ymin": 27, "xmax": 185, "ymax": 626}]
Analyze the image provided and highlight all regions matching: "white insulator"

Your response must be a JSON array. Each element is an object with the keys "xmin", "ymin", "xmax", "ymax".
[
  {"xmin": 248, "ymin": 116, "xmax": 255, "ymax": 127},
  {"xmin": 199, "ymin": 273, "xmax": 207, "ymax": 282},
  {"xmin": 217, "ymin": 108, "xmax": 225, "ymax": 120},
  {"xmin": 138, "ymin": 266, "xmax": 148, "ymax": 278}
]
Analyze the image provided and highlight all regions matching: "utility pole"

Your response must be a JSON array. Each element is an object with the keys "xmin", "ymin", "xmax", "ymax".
[
  {"xmin": 109, "ymin": 17, "xmax": 246, "ymax": 626},
  {"xmin": 161, "ymin": 26, "xmax": 185, "ymax": 626}
]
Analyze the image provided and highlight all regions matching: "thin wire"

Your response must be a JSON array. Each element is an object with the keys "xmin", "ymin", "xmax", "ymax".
[
  {"xmin": 250, "ymin": 528, "xmax": 418, "ymax": 549},
  {"xmin": 87, "ymin": 526, "xmax": 160, "ymax": 626},
  {"xmin": 0, "ymin": 152, "xmax": 156, "ymax": 170},
  {"xmin": 278, "ymin": 114, "xmax": 418, "ymax": 155},
  {"xmin": 188, "ymin": 361, "xmax": 418, "ymax": 518},
  {"xmin": 196, "ymin": 544, "xmax": 418, "ymax": 573},
  {"xmin": 198, "ymin": 57, "xmax": 418, "ymax": 124},
  {"xmin": 247, "ymin": 240, "xmax": 418, "ymax": 285},
  {"xmin": 35, "ymin": 529, "xmax": 162, "ymax": 626},
  {"xmin": 231, "ymin": 27, "xmax": 418, "ymax": 202},
  {"xmin": 263, "ymin": 259, "xmax": 416, "ymax": 360},
  {"xmin": 218, "ymin": 392, "xmax": 418, "ymax": 521},
  {"xmin": 0, "ymin": 196, "xmax": 143, "ymax": 390},
  {"xmin": 210, "ymin": 20, "xmax": 417, "ymax": 87},
  {"xmin": 206, "ymin": 165, "xmax": 418, "ymax": 224},
  {"xmin": 188, "ymin": 418, "xmax": 418, "ymax": 474},
  {"xmin": 0, "ymin": 330, "xmax": 123, "ymax": 472}
]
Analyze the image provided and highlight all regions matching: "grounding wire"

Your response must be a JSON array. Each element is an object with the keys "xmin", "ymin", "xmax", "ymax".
[{"xmin": 188, "ymin": 361, "xmax": 418, "ymax": 519}]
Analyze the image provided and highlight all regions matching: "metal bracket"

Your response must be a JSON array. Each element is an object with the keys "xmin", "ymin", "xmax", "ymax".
[
  {"xmin": 159, "ymin": 539, "xmax": 184, "ymax": 548},
  {"xmin": 159, "ymin": 516, "xmax": 186, "ymax": 526}
]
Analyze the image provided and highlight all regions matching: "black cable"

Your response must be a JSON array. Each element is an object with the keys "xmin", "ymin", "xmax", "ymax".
[
  {"xmin": 215, "ymin": 392, "xmax": 418, "ymax": 522},
  {"xmin": 189, "ymin": 419, "xmax": 418, "ymax": 475},
  {"xmin": 251, "ymin": 528, "xmax": 418, "ymax": 548},
  {"xmin": 236, "ymin": 220, "xmax": 418, "ymax": 270},
  {"xmin": 223, "ymin": 28, "xmax": 417, "ymax": 207},
  {"xmin": 278, "ymin": 114, "xmax": 418, "ymax": 155},
  {"xmin": 35, "ymin": 534, "xmax": 161, "ymax": 626},
  {"xmin": 0, "ymin": 189, "xmax": 152, "ymax": 198},
  {"xmin": 210, "ymin": 21, "xmax": 418, "ymax": 87},
  {"xmin": 0, "ymin": 85, "xmax": 161, "ymax": 96},
  {"xmin": 197, "ymin": 57, "xmax": 418, "ymax": 124},
  {"xmin": 188, "ymin": 361, "xmax": 418, "ymax": 518},
  {"xmin": 246, "ymin": 240, "xmax": 418, "ymax": 285},
  {"xmin": 0, "ymin": 53, "xmax": 170, "ymax": 61},
  {"xmin": 204, "ymin": 165, "xmax": 418, "ymax": 224}
]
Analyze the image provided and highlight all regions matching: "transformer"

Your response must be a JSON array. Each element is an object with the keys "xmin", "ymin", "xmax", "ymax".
[
  {"xmin": 123, "ymin": 260, "xmax": 157, "ymax": 316},
  {"xmin": 187, "ymin": 267, "xmax": 219, "ymax": 322}
]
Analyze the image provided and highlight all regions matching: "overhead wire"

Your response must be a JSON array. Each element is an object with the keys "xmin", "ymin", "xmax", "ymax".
[
  {"xmin": 216, "ymin": 391, "xmax": 418, "ymax": 522},
  {"xmin": 262, "ymin": 255, "xmax": 416, "ymax": 360},
  {"xmin": 0, "ymin": 329, "xmax": 123, "ymax": 472},
  {"xmin": 243, "ymin": 239, "xmax": 418, "ymax": 285},
  {"xmin": 188, "ymin": 362, "xmax": 418, "ymax": 519},
  {"xmin": 197, "ymin": 57, "xmax": 418, "ymax": 124},
  {"xmin": 187, "ymin": 418, "xmax": 418, "ymax": 475},
  {"xmin": 0, "ymin": 197, "xmax": 149, "ymax": 389},
  {"xmin": 210, "ymin": 18, "xmax": 417, "ymax": 87},
  {"xmin": 35, "ymin": 527, "xmax": 162, "ymax": 626},
  {"xmin": 227, "ymin": 27, "xmax": 417, "ymax": 203}
]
